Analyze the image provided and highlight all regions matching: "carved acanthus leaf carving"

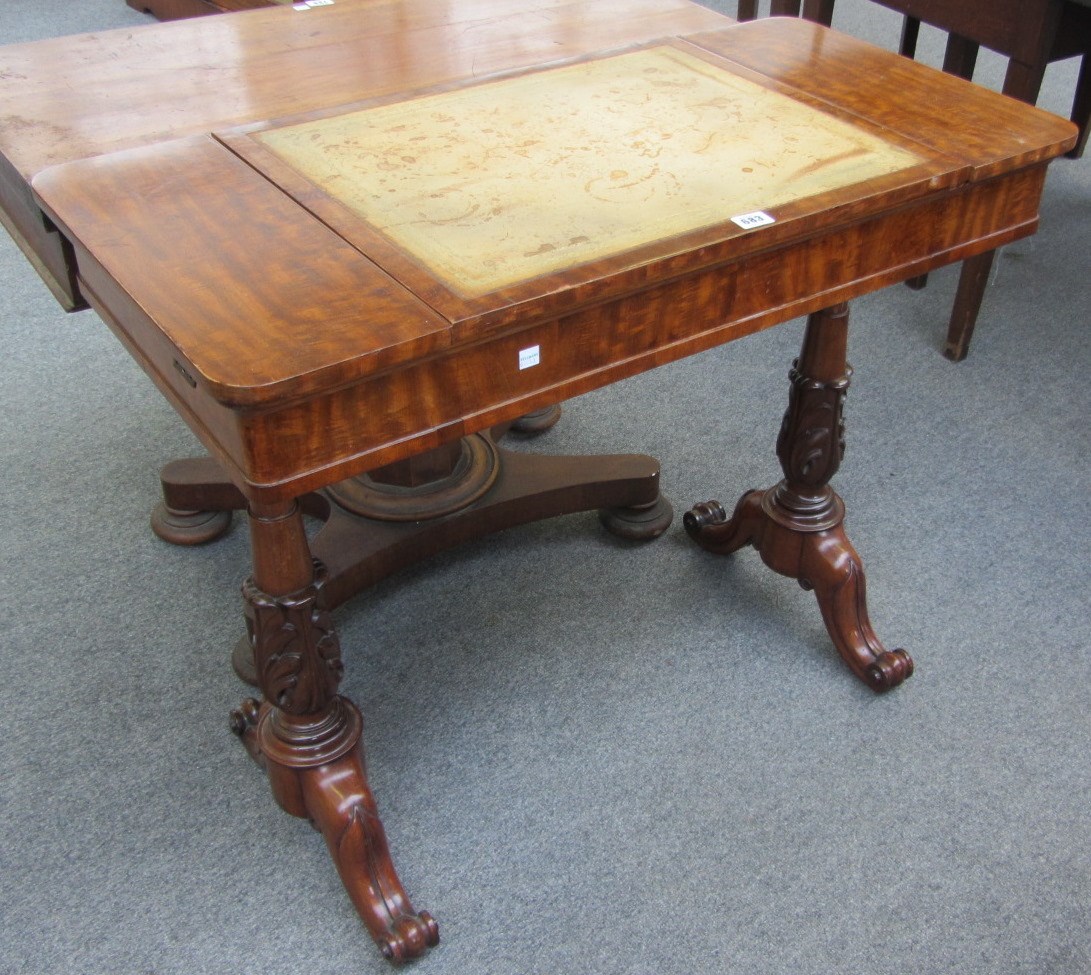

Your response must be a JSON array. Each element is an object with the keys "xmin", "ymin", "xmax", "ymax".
[
  {"xmin": 242, "ymin": 561, "xmax": 343, "ymax": 715},
  {"xmin": 776, "ymin": 360, "xmax": 851, "ymax": 490}
]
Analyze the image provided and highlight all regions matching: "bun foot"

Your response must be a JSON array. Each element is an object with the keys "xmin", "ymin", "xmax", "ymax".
[
  {"xmin": 151, "ymin": 502, "xmax": 233, "ymax": 545},
  {"xmin": 599, "ymin": 494, "xmax": 674, "ymax": 540},
  {"xmin": 508, "ymin": 403, "xmax": 563, "ymax": 433}
]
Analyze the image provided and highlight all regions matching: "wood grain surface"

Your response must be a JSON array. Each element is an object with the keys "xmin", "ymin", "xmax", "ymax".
[{"xmin": 0, "ymin": 0, "xmax": 729, "ymax": 305}]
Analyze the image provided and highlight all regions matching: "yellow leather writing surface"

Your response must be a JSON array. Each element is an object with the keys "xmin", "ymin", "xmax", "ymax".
[{"xmin": 255, "ymin": 46, "xmax": 920, "ymax": 296}]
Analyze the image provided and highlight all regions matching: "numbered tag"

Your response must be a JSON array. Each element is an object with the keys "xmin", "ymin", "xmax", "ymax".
[
  {"xmin": 731, "ymin": 210, "xmax": 775, "ymax": 230},
  {"xmin": 519, "ymin": 345, "xmax": 541, "ymax": 370}
]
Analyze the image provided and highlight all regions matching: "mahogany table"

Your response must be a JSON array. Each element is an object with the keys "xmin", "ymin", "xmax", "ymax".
[{"xmin": 1, "ymin": 3, "xmax": 1076, "ymax": 962}]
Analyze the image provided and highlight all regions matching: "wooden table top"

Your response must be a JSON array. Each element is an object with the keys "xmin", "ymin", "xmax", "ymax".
[
  {"xmin": 0, "ymin": 0, "xmax": 729, "ymax": 307},
  {"xmin": 21, "ymin": 15, "xmax": 1078, "ymax": 500},
  {"xmin": 0, "ymin": 0, "xmax": 726, "ymax": 178}
]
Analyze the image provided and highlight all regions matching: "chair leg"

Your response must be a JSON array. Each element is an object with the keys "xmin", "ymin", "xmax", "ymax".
[
  {"xmin": 896, "ymin": 16, "xmax": 923, "ymax": 288},
  {"xmin": 771, "ymin": 0, "xmax": 802, "ymax": 16},
  {"xmin": 942, "ymin": 33, "xmax": 980, "ymax": 79},
  {"xmin": 736, "ymin": 0, "xmax": 757, "ymax": 20},
  {"xmin": 899, "ymin": 16, "xmax": 921, "ymax": 58},
  {"xmin": 800, "ymin": 0, "xmax": 833, "ymax": 24},
  {"xmin": 1066, "ymin": 53, "xmax": 1090, "ymax": 159},
  {"xmin": 944, "ymin": 250, "xmax": 995, "ymax": 362},
  {"xmin": 1002, "ymin": 57, "xmax": 1049, "ymax": 105}
]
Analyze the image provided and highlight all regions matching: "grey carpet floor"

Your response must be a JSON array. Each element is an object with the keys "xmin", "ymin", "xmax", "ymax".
[{"xmin": 1, "ymin": 2, "xmax": 1088, "ymax": 973}]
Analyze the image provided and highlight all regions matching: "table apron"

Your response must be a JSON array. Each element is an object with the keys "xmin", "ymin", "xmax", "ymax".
[{"xmin": 76, "ymin": 163, "xmax": 1046, "ymax": 504}]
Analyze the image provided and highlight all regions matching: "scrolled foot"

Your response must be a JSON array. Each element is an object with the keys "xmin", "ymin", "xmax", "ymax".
[
  {"xmin": 151, "ymin": 502, "xmax": 232, "ymax": 545},
  {"xmin": 229, "ymin": 697, "xmax": 264, "ymax": 764},
  {"xmin": 683, "ymin": 489, "xmax": 763, "ymax": 555},
  {"xmin": 686, "ymin": 303, "xmax": 913, "ymax": 691},
  {"xmin": 863, "ymin": 648, "xmax": 914, "ymax": 693},
  {"xmin": 804, "ymin": 528, "xmax": 912, "ymax": 693},
  {"xmin": 683, "ymin": 499, "xmax": 727, "ymax": 535},
  {"xmin": 302, "ymin": 741, "xmax": 439, "ymax": 962},
  {"xmin": 231, "ymin": 697, "xmax": 438, "ymax": 961},
  {"xmin": 598, "ymin": 494, "xmax": 673, "ymax": 540},
  {"xmin": 379, "ymin": 911, "xmax": 441, "ymax": 963},
  {"xmin": 229, "ymin": 697, "xmax": 261, "ymax": 737}
]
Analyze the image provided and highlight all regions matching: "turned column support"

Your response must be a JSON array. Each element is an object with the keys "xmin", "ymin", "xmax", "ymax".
[
  {"xmin": 230, "ymin": 500, "xmax": 439, "ymax": 963},
  {"xmin": 684, "ymin": 303, "xmax": 913, "ymax": 692}
]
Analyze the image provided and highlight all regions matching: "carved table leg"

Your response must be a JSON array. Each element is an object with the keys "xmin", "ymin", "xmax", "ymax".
[
  {"xmin": 229, "ymin": 501, "xmax": 438, "ymax": 962},
  {"xmin": 684, "ymin": 303, "xmax": 914, "ymax": 692},
  {"xmin": 151, "ymin": 423, "xmax": 671, "ymax": 685}
]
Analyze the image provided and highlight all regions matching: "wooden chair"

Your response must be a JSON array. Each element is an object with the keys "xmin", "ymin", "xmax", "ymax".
[{"xmin": 736, "ymin": 0, "xmax": 1090, "ymax": 360}]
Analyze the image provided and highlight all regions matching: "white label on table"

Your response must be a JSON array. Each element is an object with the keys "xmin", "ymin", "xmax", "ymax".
[
  {"xmin": 519, "ymin": 345, "xmax": 541, "ymax": 370},
  {"xmin": 731, "ymin": 210, "xmax": 776, "ymax": 230},
  {"xmin": 294, "ymin": 0, "xmax": 333, "ymax": 8}
]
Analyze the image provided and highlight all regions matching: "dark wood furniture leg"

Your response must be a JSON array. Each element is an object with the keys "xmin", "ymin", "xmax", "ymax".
[
  {"xmin": 944, "ymin": 249, "xmax": 995, "ymax": 361},
  {"xmin": 229, "ymin": 501, "xmax": 440, "ymax": 962},
  {"xmin": 942, "ymin": 32, "xmax": 980, "ymax": 79},
  {"xmin": 800, "ymin": 0, "xmax": 834, "ymax": 25},
  {"xmin": 152, "ymin": 422, "xmax": 672, "ymax": 682},
  {"xmin": 943, "ymin": 38, "xmax": 1069, "ymax": 360},
  {"xmin": 736, "ymin": 0, "xmax": 758, "ymax": 20},
  {"xmin": 879, "ymin": 1, "xmax": 1090, "ymax": 354},
  {"xmin": 771, "ymin": 0, "xmax": 803, "ymax": 16},
  {"xmin": 899, "ymin": 15, "xmax": 921, "ymax": 58},
  {"xmin": 1070, "ymin": 50, "xmax": 1091, "ymax": 158},
  {"xmin": 159, "ymin": 423, "xmax": 668, "ymax": 959},
  {"xmin": 684, "ymin": 303, "xmax": 913, "ymax": 692}
]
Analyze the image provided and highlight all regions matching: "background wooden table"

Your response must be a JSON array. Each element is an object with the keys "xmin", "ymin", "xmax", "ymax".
[{"xmin": 127, "ymin": 0, "xmax": 284, "ymax": 20}]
